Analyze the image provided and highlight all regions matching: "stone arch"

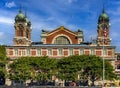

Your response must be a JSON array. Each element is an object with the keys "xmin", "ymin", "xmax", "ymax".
[{"xmin": 52, "ymin": 34, "xmax": 72, "ymax": 44}]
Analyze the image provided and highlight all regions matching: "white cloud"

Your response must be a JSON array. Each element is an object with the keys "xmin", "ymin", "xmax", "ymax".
[
  {"xmin": 0, "ymin": 32, "xmax": 4, "ymax": 38},
  {"xmin": 0, "ymin": 16, "xmax": 13, "ymax": 24},
  {"xmin": 67, "ymin": 0, "xmax": 77, "ymax": 4},
  {"xmin": 5, "ymin": 1, "xmax": 16, "ymax": 8}
]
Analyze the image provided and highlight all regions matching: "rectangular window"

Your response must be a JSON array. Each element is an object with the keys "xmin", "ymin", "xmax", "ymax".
[
  {"xmin": 91, "ymin": 49, "xmax": 94, "ymax": 55},
  {"xmin": 22, "ymin": 50, "xmax": 26, "ymax": 56},
  {"xmin": 37, "ymin": 49, "xmax": 41, "ymax": 56},
  {"xmin": 69, "ymin": 48, "xmax": 73, "ymax": 55},
  {"xmin": 15, "ymin": 49, "xmax": 18, "ymax": 56},
  {"xmin": 59, "ymin": 49, "xmax": 62, "ymax": 56},
  {"xmin": 27, "ymin": 49, "xmax": 30, "ymax": 56},
  {"xmin": 48, "ymin": 49, "xmax": 52, "ymax": 56},
  {"xmin": 103, "ymin": 49, "xmax": 107, "ymax": 56},
  {"xmin": 80, "ymin": 49, "xmax": 84, "ymax": 55}
]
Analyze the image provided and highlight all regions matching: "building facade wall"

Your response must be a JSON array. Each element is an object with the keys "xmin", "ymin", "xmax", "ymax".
[
  {"xmin": 6, "ymin": 45, "xmax": 118, "ymax": 75},
  {"xmin": 6, "ymin": 46, "xmax": 115, "ymax": 59}
]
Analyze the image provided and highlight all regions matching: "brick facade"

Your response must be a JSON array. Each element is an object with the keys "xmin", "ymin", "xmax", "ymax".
[
  {"xmin": 46, "ymin": 28, "xmax": 78, "ymax": 44},
  {"xmin": 6, "ymin": 46, "xmax": 115, "ymax": 59},
  {"xmin": 6, "ymin": 24, "xmax": 118, "ymax": 75}
]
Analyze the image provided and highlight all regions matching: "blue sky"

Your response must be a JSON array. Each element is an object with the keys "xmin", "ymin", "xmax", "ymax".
[{"xmin": 0, "ymin": 0, "xmax": 120, "ymax": 51}]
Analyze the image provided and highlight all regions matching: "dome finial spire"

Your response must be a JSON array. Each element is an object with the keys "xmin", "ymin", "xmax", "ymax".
[
  {"xmin": 15, "ymin": 5, "xmax": 26, "ymax": 22},
  {"xmin": 19, "ymin": 4, "xmax": 22, "ymax": 13},
  {"xmin": 25, "ymin": 9, "xmax": 28, "ymax": 18},
  {"xmin": 102, "ymin": 3, "xmax": 105, "ymax": 13},
  {"xmin": 25, "ymin": 10, "xmax": 27, "ymax": 17}
]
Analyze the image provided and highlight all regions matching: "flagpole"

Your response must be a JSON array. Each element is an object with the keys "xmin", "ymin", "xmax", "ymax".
[
  {"xmin": 103, "ymin": 36, "xmax": 105, "ymax": 87},
  {"xmin": 102, "ymin": 23, "xmax": 107, "ymax": 87}
]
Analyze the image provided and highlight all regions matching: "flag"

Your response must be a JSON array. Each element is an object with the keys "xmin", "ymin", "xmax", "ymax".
[
  {"xmin": 103, "ymin": 24, "xmax": 107, "ymax": 37},
  {"xmin": 103, "ymin": 29, "xmax": 107, "ymax": 37},
  {"xmin": 103, "ymin": 24, "xmax": 107, "ymax": 44}
]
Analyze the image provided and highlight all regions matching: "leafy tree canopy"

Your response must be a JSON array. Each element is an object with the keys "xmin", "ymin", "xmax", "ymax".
[
  {"xmin": 57, "ymin": 55, "xmax": 117, "ymax": 81},
  {"xmin": 9, "ymin": 55, "xmax": 117, "ymax": 82},
  {"xmin": 9, "ymin": 56, "xmax": 58, "ymax": 81}
]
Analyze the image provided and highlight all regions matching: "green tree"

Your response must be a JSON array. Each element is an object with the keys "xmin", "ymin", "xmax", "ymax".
[
  {"xmin": 9, "ymin": 56, "xmax": 58, "ymax": 83},
  {"xmin": 0, "ymin": 45, "xmax": 7, "ymax": 85},
  {"xmin": 9, "ymin": 55, "xmax": 117, "ymax": 85},
  {"xmin": 79, "ymin": 55, "xmax": 116, "ymax": 85},
  {"xmin": 34, "ymin": 57, "xmax": 57, "ymax": 81},
  {"xmin": 0, "ymin": 45, "xmax": 6, "ymax": 58},
  {"xmin": 9, "ymin": 57, "xmax": 32, "ymax": 82},
  {"xmin": 57, "ymin": 55, "xmax": 117, "ymax": 84},
  {"xmin": 57, "ymin": 55, "xmax": 82, "ymax": 81}
]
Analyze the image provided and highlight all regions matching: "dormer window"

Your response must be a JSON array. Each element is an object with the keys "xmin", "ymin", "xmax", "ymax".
[{"xmin": 18, "ymin": 24, "xmax": 24, "ymax": 36}]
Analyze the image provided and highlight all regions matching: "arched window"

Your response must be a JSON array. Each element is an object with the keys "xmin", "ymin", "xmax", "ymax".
[
  {"xmin": 54, "ymin": 36, "xmax": 70, "ymax": 44},
  {"xmin": 19, "ymin": 29, "xmax": 23, "ymax": 36},
  {"xmin": 18, "ymin": 25, "xmax": 23, "ymax": 36},
  {"xmin": 26, "ymin": 30, "xmax": 29, "ymax": 38}
]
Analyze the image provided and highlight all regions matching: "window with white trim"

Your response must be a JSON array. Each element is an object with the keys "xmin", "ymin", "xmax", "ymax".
[
  {"xmin": 37, "ymin": 49, "xmax": 41, "ymax": 56},
  {"xmin": 91, "ymin": 49, "xmax": 94, "ymax": 55},
  {"xmin": 22, "ymin": 50, "xmax": 26, "ymax": 56},
  {"xmin": 80, "ymin": 49, "xmax": 84, "ymax": 55},
  {"xmin": 27, "ymin": 49, "xmax": 30, "ymax": 56},
  {"xmin": 48, "ymin": 49, "xmax": 52, "ymax": 56},
  {"xmin": 69, "ymin": 48, "xmax": 73, "ymax": 55},
  {"xmin": 59, "ymin": 49, "xmax": 62, "ymax": 56},
  {"xmin": 15, "ymin": 49, "xmax": 18, "ymax": 56},
  {"xmin": 103, "ymin": 49, "xmax": 107, "ymax": 56}
]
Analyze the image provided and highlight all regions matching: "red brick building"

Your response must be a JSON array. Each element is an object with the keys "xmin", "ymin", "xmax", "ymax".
[{"xmin": 6, "ymin": 8, "xmax": 120, "ymax": 77}]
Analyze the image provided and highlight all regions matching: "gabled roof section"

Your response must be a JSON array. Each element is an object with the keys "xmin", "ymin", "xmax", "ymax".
[{"xmin": 47, "ymin": 26, "xmax": 78, "ymax": 36}]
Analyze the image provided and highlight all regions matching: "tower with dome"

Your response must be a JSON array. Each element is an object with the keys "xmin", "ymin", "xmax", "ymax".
[{"xmin": 14, "ymin": 9, "xmax": 32, "ymax": 46}]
